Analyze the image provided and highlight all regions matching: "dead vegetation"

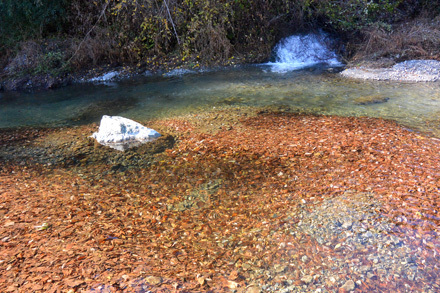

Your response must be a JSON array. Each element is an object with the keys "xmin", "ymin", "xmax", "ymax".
[
  {"xmin": 1, "ymin": 110, "xmax": 440, "ymax": 292},
  {"xmin": 352, "ymin": 16, "xmax": 440, "ymax": 65}
]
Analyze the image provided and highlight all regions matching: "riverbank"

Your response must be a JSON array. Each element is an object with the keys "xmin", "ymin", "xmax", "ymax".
[
  {"xmin": 0, "ymin": 53, "xmax": 253, "ymax": 92},
  {"xmin": 1, "ymin": 106, "xmax": 440, "ymax": 292},
  {"xmin": 3, "ymin": 55, "xmax": 440, "ymax": 93},
  {"xmin": 3, "ymin": 2, "xmax": 440, "ymax": 92}
]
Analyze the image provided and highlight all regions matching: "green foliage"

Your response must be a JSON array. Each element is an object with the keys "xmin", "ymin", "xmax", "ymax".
[
  {"xmin": 33, "ymin": 51, "xmax": 68, "ymax": 75},
  {"xmin": 109, "ymin": 0, "xmax": 235, "ymax": 62},
  {"xmin": 0, "ymin": 0, "xmax": 69, "ymax": 49},
  {"xmin": 313, "ymin": 0, "xmax": 403, "ymax": 32},
  {"xmin": 106, "ymin": 0, "xmax": 407, "ymax": 62},
  {"xmin": 108, "ymin": 0, "xmax": 313, "ymax": 62},
  {"xmin": 1, "ymin": 0, "xmax": 440, "ymax": 76}
]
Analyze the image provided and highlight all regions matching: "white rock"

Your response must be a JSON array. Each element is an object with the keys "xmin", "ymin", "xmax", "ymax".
[
  {"xmin": 91, "ymin": 115, "xmax": 161, "ymax": 150},
  {"xmin": 90, "ymin": 71, "xmax": 119, "ymax": 82}
]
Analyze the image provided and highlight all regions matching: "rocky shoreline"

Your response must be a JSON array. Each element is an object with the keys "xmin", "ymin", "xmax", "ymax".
[
  {"xmin": 0, "ymin": 54, "xmax": 249, "ymax": 92},
  {"xmin": 340, "ymin": 59, "xmax": 440, "ymax": 82},
  {"xmin": 2, "ymin": 56, "xmax": 440, "ymax": 92}
]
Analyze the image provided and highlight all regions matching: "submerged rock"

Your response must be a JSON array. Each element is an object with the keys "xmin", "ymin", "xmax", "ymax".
[
  {"xmin": 354, "ymin": 94, "xmax": 390, "ymax": 105},
  {"xmin": 91, "ymin": 115, "xmax": 161, "ymax": 151}
]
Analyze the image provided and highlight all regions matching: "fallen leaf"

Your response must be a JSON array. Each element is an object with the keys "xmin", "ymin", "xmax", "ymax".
[
  {"xmin": 197, "ymin": 276, "xmax": 205, "ymax": 286},
  {"xmin": 229, "ymin": 270, "xmax": 239, "ymax": 280},
  {"xmin": 64, "ymin": 278, "xmax": 85, "ymax": 288},
  {"xmin": 4, "ymin": 221, "xmax": 14, "ymax": 227},
  {"xmin": 227, "ymin": 280, "xmax": 239, "ymax": 289}
]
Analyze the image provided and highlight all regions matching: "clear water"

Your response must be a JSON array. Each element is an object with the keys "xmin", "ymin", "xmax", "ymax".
[{"xmin": 1, "ymin": 65, "xmax": 440, "ymax": 137}]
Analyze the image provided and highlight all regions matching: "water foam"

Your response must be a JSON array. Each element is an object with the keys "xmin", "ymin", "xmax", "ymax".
[
  {"xmin": 89, "ymin": 71, "xmax": 120, "ymax": 82},
  {"xmin": 164, "ymin": 68, "xmax": 196, "ymax": 77},
  {"xmin": 265, "ymin": 32, "xmax": 343, "ymax": 72}
]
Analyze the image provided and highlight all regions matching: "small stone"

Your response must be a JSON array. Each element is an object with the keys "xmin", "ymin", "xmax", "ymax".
[
  {"xmin": 340, "ymin": 280, "xmax": 355, "ymax": 292},
  {"xmin": 246, "ymin": 285, "xmax": 261, "ymax": 293},
  {"xmin": 227, "ymin": 280, "xmax": 239, "ymax": 289},
  {"xmin": 274, "ymin": 264, "xmax": 287, "ymax": 273},
  {"xmin": 145, "ymin": 276, "xmax": 162, "ymax": 285},
  {"xmin": 301, "ymin": 255, "xmax": 308, "ymax": 263},
  {"xmin": 342, "ymin": 220, "xmax": 353, "ymax": 229},
  {"xmin": 363, "ymin": 231, "xmax": 373, "ymax": 238},
  {"xmin": 301, "ymin": 275, "xmax": 313, "ymax": 284},
  {"xmin": 197, "ymin": 276, "xmax": 205, "ymax": 285},
  {"xmin": 359, "ymin": 265, "xmax": 370, "ymax": 272}
]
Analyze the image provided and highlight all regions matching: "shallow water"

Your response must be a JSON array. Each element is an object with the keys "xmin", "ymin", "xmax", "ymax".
[
  {"xmin": 2, "ymin": 65, "xmax": 440, "ymax": 292},
  {"xmin": 1, "ymin": 65, "xmax": 440, "ymax": 137}
]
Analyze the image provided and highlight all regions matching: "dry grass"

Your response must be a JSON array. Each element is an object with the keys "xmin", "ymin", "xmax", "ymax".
[
  {"xmin": 4, "ymin": 41, "xmax": 43, "ymax": 75},
  {"xmin": 354, "ymin": 16, "xmax": 440, "ymax": 62},
  {"xmin": 68, "ymin": 27, "xmax": 120, "ymax": 69}
]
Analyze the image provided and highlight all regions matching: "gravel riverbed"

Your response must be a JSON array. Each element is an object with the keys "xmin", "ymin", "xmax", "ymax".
[
  {"xmin": 261, "ymin": 192, "xmax": 440, "ymax": 292},
  {"xmin": 341, "ymin": 59, "xmax": 440, "ymax": 82},
  {"xmin": 1, "ymin": 107, "xmax": 440, "ymax": 292}
]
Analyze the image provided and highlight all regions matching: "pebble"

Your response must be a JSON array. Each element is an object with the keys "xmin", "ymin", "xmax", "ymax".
[
  {"xmin": 246, "ymin": 285, "xmax": 261, "ymax": 293},
  {"xmin": 341, "ymin": 59, "xmax": 440, "ymax": 82},
  {"xmin": 259, "ymin": 191, "xmax": 439, "ymax": 292},
  {"xmin": 340, "ymin": 280, "xmax": 355, "ymax": 292},
  {"xmin": 145, "ymin": 276, "xmax": 162, "ymax": 285},
  {"xmin": 342, "ymin": 220, "xmax": 352, "ymax": 229},
  {"xmin": 300, "ymin": 275, "xmax": 313, "ymax": 284}
]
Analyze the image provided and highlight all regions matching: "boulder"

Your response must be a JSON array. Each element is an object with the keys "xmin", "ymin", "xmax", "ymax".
[{"xmin": 91, "ymin": 115, "xmax": 161, "ymax": 151}]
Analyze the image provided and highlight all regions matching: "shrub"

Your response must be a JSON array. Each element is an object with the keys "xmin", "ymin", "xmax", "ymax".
[
  {"xmin": 0, "ymin": 0, "xmax": 69, "ymax": 49},
  {"xmin": 2, "ymin": 0, "xmax": 440, "ymax": 76},
  {"xmin": 313, "ymin": 0, "xmax": 403, "ymax": 33},
  {"xmin": 355, "ymin": 16, "xmax": 440, "ymax": 61}
]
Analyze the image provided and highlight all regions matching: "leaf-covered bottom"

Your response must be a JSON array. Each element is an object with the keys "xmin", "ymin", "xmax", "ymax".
[{"xmin": 1, "ymin": 108, "xmax": 439, "ymax": 292}]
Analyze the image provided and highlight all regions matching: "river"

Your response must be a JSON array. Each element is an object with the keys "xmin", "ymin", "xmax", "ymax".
[
  {"xmin": 1, "ymin": 33, "xmax": 440, "ymax": 292},
  {"xmin": 1, "ymin": 65, "xmax": 440, "ymax": 138}
]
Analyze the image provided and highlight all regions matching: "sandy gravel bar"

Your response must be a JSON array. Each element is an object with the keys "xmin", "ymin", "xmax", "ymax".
[{"xmin": 341, "ymin": 60, "xmax": 440, "ymax": 82}]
